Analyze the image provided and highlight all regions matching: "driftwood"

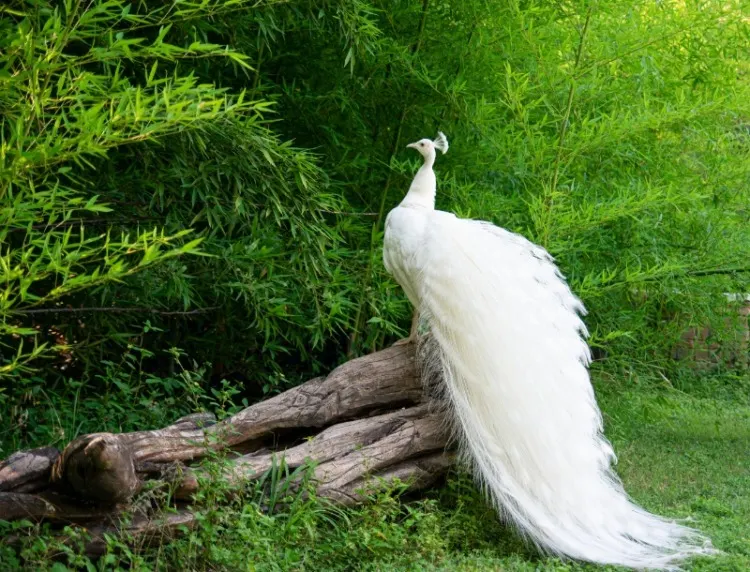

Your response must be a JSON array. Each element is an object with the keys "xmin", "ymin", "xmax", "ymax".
[{"xmin": 0, "ymin": 344, "xmax": 454, "ymax": 556}]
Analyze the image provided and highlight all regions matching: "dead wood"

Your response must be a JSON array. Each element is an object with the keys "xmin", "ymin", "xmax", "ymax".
[
  {"xmin": 0, "ymin": 447, "xmax": 59, "ymax": 494},
  {"xmin": 0, "ymin": 344, "xmax": 453, "ymax": 557}
]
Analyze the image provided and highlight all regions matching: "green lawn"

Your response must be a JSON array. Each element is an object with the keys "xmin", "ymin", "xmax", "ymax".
[
  {"xmin": 412, "ymin": 386, "xmax": 750, "ymax": 572},
  {"xmin": 4, "ymin": 380, "xmax": 749, "ymax": 571}
]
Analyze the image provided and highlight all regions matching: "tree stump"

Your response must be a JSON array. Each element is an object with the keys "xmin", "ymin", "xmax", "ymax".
[{"xmin": 0, "ymin": 344, "xmax": 454, "ymax": 556}]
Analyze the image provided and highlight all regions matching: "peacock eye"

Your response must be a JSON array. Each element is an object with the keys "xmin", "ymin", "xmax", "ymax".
[{"xmin": 420, "ymin": 143, "xmax": 424, "ymax": 147}]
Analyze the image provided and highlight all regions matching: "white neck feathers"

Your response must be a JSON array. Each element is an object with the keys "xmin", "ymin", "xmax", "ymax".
[{"xmin": 400, "ymin": 154, "xmax": 436, "ymax": 209}]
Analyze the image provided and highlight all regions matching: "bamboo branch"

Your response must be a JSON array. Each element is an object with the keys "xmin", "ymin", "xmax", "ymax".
[
  {"xmin": 11, "ymin": 306, "xmax": 220, "ymax": 316},
  {"xmin": 541, "ymin": 7, "xmax": 592, "ymax": 248},
  {"xmin": 7, "ymin": 218, "xmax": 161, "ymax": 234},
  {"xmin": 687, "ymin": 267, "xmax": 750, "ymax": 278}
]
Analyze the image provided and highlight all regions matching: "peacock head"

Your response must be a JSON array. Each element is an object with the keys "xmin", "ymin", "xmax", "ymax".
[{"xmin": 406, "ymin": 132, "xmax": 449, "ymax": 159}]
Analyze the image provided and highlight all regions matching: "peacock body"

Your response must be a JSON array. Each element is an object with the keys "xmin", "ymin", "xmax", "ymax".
[{"xmin": 382, "ymin": 132, "xmax": 714, "ymax": 570}]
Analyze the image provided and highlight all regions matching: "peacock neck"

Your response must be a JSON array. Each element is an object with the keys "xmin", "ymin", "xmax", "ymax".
[{"xmin": 400, "ymin": 158, "xmax": 436, "ymax": 210}]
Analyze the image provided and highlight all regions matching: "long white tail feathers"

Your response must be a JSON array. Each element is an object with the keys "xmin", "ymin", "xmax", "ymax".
[{"xmin": 416, "ymin": 213, "xmax": 714, "ymax": 570}]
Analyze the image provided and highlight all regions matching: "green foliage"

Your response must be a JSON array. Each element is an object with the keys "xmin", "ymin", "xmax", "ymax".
[
  {"xmin": 1, "ymin": 0, "xmax": 748, "ymax": 414},
  {"xmin": 0, "ymin": 343, "xmax": 238, "ymax": 454},
  {"xmin": 0, "ymin": 0, "xmax": 251, "ymax": 379},
  {"xmin": 0, "ymin": 0, "xmax": 361, "ymax": 414}
]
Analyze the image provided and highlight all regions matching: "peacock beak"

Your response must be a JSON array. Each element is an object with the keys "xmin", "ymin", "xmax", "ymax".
[{"xmin": 406, "ymin": 142, "xmax": 419, "ymax": 150}]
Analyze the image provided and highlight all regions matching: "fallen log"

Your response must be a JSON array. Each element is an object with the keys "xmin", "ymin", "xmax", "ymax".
[
  {"xmin": 0, "ymin": 344, "xmax": 453, "ymax": 556},
  {"xmin": 0, "ymin": 447, "xmax": 60, "ymax": 494}
]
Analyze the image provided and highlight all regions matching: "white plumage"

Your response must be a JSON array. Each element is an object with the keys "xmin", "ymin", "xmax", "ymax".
[{"xmin": 383, "ymin": 133, "xmax": 714, "ymax": 570}]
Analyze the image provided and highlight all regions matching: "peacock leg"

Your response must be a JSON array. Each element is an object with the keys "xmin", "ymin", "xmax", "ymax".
[{"xmin": 393, "ymin": 309, "xmax": 419, "ymax": 346}]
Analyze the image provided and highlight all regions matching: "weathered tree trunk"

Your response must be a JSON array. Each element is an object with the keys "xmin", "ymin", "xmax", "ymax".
[{"xmin": 0, "ymin": 345, "xmax": 453, "ymax": 556}]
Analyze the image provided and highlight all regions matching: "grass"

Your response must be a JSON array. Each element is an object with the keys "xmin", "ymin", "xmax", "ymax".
[
  {"xmin": 2, "ymin": 373, "xmax": 749, "ymax": 571},
  {"xmin": 600, "ymin": 387, "xmax": 750, "ymax": 572}
]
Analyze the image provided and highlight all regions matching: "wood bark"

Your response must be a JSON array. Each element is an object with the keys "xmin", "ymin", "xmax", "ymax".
[{"xmin": 0, "ymin": 344, "xmax": 453, "ymax": 556}]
